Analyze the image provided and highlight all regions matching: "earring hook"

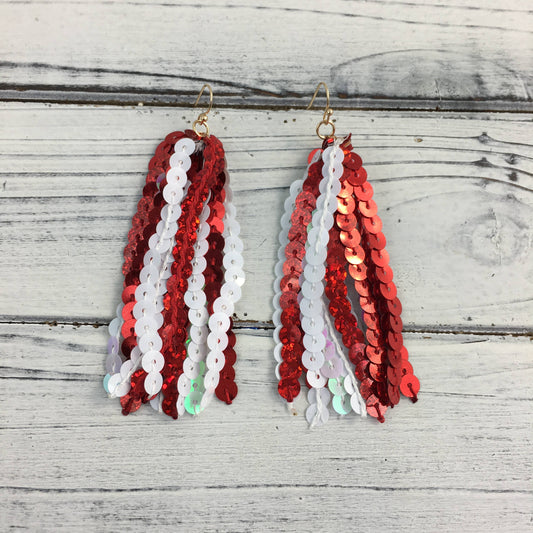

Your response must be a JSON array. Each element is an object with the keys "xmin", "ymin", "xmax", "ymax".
[
  {"xmin": 307, "ymin": 81, "xmax": 331, "ymax": 112},
  {"xmin": 307, "ymin": 82, "xmax": 335, "ymax": 140},
  {"xmin": 192, "ymin": 83, "xmax": 213, "ymax": 138}
]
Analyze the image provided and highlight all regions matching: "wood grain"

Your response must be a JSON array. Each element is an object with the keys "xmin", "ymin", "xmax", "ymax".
[
  {"xmin": 1, "ymin": 324, "xmax": 531, "ymax": 531},
  {"xmin": 0, "ymin": 0, "xmax": 532, "ymax": 110},
  {"xmin": 1, "ymin": 2, "xmax": 532, "ymax": 529},
  {"xmin": 0, "ymin": 103, "xmax": 531, "ymax": 330}
]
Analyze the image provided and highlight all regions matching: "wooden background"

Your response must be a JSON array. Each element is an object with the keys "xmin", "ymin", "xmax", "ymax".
[{"xmin": 1, "ymin": 1, "xmax": 532, "ymax": 531}]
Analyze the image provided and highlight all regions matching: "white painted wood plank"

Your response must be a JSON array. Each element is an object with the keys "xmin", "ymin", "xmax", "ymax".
[
  {"xmin": 2, "ymin": 488, "xmax": 531, "ymax": 532},
  {"xmin": 0, "ymin": 324, "xmax": 531, "ymax": 531},
  {"xmin": 0, "ymin": 103, "xmax": 531, "ymax": 330},
  {"xmin": 0, "ymin": 0, "xmax": 531, "ymax": 109}
]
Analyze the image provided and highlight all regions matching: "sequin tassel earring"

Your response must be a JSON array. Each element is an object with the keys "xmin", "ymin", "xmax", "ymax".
[
  {"xmin": 273, "ymin": 82, "xmax": 419, "ymax": 426},
  {"xmin": 104, "ymin": 85, "xmax": 244, "ymax": 419}
]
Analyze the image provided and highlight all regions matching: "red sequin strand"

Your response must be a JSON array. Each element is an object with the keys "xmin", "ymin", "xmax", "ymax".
[
  {"xmin": 122, "ymin": 133, "xmax": 184, "ymax": 286},
  {"xmin": 121, "ymin": 132, "xmax": 204, "ymax": 416},
  {"xmin": 204, "ymin": 171, "xmax": 226, "ymax": 317},
  {"xmin": 159, "ymin": 134, "xmax": 226, "ymax": 419},
  {"xmin": 277, "ymin": 157, "xmax": 324, "ymax": 402},
  {"xmin": 325, "ymin": 224, "xmax": 365, "ymax": 352},
  {"xmin": 352, "ymin": 172, "xmax": 418, "ymax": 406},
  {"xmin": 202, "ymin": 170, "xmax": 238, "ymax": 404},
  {"xmin": 117, "ymin": 138, "xmax": 179, "ymax": 386},
  {"xmin": 339, "ymin": 137, "xmax": 418, "ymax": 421}
]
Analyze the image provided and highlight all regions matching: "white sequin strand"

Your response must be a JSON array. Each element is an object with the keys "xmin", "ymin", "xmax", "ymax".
[
  {"xmin": 301, "ymin": 141, "xmax": 345, "ymax": 427},
  {"xmin": 200, "ymin": 170, "xmax": 244, "ymax": 411},
  {"xmin": 106, "ymin": 137, "xmax": 195, "ymax": 399}
]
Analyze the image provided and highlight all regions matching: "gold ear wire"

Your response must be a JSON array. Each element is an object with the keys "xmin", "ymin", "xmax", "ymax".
[
  {"xmin": 307, "ymin": 81, "xmax": 331, "ymax": 111},
  {"xmin": 307, "ymin": 82, "xmax": 336, "ymax": 140},
  {"xmin": 192, "ymin": 84, "xmax": 213, "ymax": 138}
]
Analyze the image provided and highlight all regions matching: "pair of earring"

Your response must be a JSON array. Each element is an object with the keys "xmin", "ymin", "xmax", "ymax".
[{"xmin": 103, "ymin": 82, "xmax": 419, "ymax": 426}]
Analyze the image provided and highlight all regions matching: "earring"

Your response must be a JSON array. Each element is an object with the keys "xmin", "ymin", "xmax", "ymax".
[
  {"xmin": 104, "ymin": 85, "xmax": 244, "ymax": 419},
  {"xmin": 273, "ymin": 82, "xmax": 419, "ymax": 426}
]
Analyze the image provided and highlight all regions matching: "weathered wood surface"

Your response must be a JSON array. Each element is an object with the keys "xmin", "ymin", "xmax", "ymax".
[
  {"xmin": 1, "ymin": 0, "xmax": 532, "ymax": 530},
  {"xmin": 1, "ymin": 324, "xmax": 532, "ymax": 531},
  {"xmin": 1, "ymin": 0, "xmax": 532, "ymax": 110},
  {"xmin": 0, "ymin": 104, "xmax": 531, "ymax": 330}
]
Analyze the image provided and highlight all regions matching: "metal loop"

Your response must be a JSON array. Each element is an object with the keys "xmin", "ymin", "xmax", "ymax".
[
  {"xmin": 316, "ymin": 120, "xmax": 335, "ymax": 140},
  {"xmin": 192, "ymin": 119, "xmax": 210, "ymax": 138}
]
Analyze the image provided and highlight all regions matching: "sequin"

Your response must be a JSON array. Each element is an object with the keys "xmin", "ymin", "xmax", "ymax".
[
  {"xmin": 283, "ymin": 257, "xmax": 303, "ymax": 277},
  {"xmin": 359, "ymin": 297, "xmax": 377, "ymax": 314},
  {"xmin": 348, "ymin": 263, "xmax": 367, "ymax": 281},
  {"xmin": 353, "ymin": 280, "xmax": 371, "ymax": 297},
  {"xmin": 288, "ymin": 223, "xmax": 307, "ymax": 242},
  {"xmin": 387, "ymin": 365, "xmax": 402, "ymax": 386},
  {"xmin": 359, "ymin": 199, "xmax": 378, "ymax": 218},
  {"xmin": 332, "ymin": 394, "xmax": 351, "ymax": 415},
  {"xmin": 375, "ymin": 265, "xmax": 393, "ymax": 284},
  {"xmin": 278, "ymin": 378, "xmax": 301, "ymax": 402},
  {"xmin": 295, "ymin": 190, "xmax": 316, "ymax": 211},
  {"xmin": 401, "ymin": 359, "xmax": 414, "ymax": 377},
  {"xmin": 349, "ymin": 343, "xmax": 366, "ymax": 364},
  {"xmin": 337, "ymin": 196, "xmax": 355, "ymax": 215},
  {"xmin": 347, "ymin": 167, "xmax": 366, "ymax": 186},
  {"xmin": 220, "ymin": 366, "xmax": 236, "ymax": 381},
  {"xmin": 371, "ymin": 248, "xmax": 390, "ymax": 267},
  {"xmin": 216, "ymin": 379, "xmax": 238, "ymax": 404},
  {"xmin": 336, "ymin": 213, "xmax": 357, "ymax": 231},
  {"xmin": 400, "ymin": 374, "xmax": 419, "ymax": 401},
  {"xmin": 366, "ymin": 395, "xmax": 387, "ymax": 422},
  {"xmin": 359, "ymin": 378, "xmax": 374, "ymax": 399},
  {"xmin": 363, "ymin": 312, "xmax": 380, "ymax": 330},
  {"xmin": 363, "ymin": 216, "xmax": 383, "ymax": 235},
  {"xmin": 353, "ymin": 181, "xmax": 373, "ymax": 201},
  {"xmin": 280, "ymin": 275, "xmax": 300, "ymax": 293},
  {"xmin": 279, "ymin": 325, "xmax": 302, "ymax": 343},
  {"xmin": 121, "ymin": 319, "xmax": 136, "ymax": 339},
  {"xmin": 121, "ymin": 301, "xmax": 136, "ymax": 321},
  {"xmin": 344, "ymin": 152, "xmax": 362, "ymax": 170},
  {"xmin": 285, "ymin": 240, "xmax": 306, "ymax": 260},
  {"xmin": 281, "ymin": 306, "xmax": 300, "ymax": 324},
  {"xmin": 388, "ymin": 349, "xmax": 403, "ymax": 368},
  {"xmin": 281, "ymin": 342, "xmax": 304, "ymax": 362},
  {"xmin": 367, "ymin": 231, "xmax": 386, "ymax": 250},
  {"xmin": 355, "ymin": 360, "xmax": 369, "ymax": 380},
  {"xmin": 369, "ymin": 363, "xmax": 386, "ymax": 382},
  {"xmin": 291, "ymin": 207, "xmax": 312, "ymax": 227},
  {"xmin": 366, "ymin": 328, "xmax": 380, "ymax": 347},
  {"xmin": 366, "ymin": 345, "xmax": 385, "ymax": 364},
  {"xmin": 345, "ymin": 245, "xmax": 365, "ymax": 265},
  {"xmin": 386, "ymin": 331, "xmax": 402, "ymax": 350},
  {"xmin": 279, "ymin": 361, "xmax": 301, "ymax": 380},
  {"xmin": 121, "ymin": 336, "xmax": 137, "ymax": 358},
  {"xmin": 387, "ymin": 384, "xmax": 400, "ymax": 405},
  {"xmin": 387, "ymin": 297, "xmax": 403, "ymax": 316},
  {"xmin": 122, "ymin": 285, "xmax": 137, "ymax": 304},
  {"xmin": 380, "ymin": 282, "xmax": 398, "ymax": 300},
  {"xmin": 329, "ymin": 297, "xmax": 351, "ymax": 318},
  {"xmin": 279, "ymin": 291, "xmax": 298, "ymax": 309},
  {"xmin": 339, "ymin": 228, "xmax": 361, "ymax": 248},
  {"xmin": 338, "ymin": 180, "xmax": 353, "ymax": 199}
]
